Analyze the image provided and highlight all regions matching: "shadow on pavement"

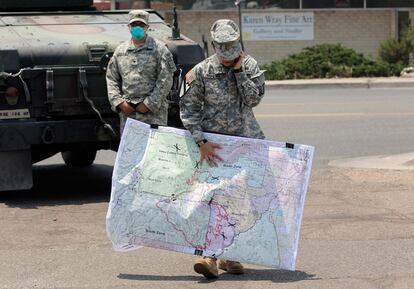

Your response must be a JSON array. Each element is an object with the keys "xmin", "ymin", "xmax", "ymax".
[
  {"xmin": 118, "ymin": 269, "xmax": 318, "ymax": 283},
  {"xmin": 0, "ymin": 164, "xmax": 113, "ymax": 208}
]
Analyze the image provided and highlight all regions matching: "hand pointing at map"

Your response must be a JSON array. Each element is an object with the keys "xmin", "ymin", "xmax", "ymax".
[{"xmin": 198, "ymin": 141, "xmax": 223, "ymax": 167}]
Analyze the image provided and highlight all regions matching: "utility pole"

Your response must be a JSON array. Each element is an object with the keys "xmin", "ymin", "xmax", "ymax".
[
  {"xmin": 171, "ymin": 2, "xmax": 181, "ymax": 39},
  {"xmin": 235, "ymin": 0, "xmax": 245, "ymax": 51}
]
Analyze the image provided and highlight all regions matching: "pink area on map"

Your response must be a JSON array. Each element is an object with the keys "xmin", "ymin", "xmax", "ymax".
[
  {"xmin": 204, "ymin": 202, "xmax": 235, "ymax": 253},
  {"xmin": 223, "ymin": 143, "xmax": 268, "ymax": 164}
]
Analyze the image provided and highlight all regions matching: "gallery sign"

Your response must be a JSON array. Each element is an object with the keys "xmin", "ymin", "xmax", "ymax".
[{"xmin": 242, "ymin": 12, "xmax": 314, "ymax": 41}]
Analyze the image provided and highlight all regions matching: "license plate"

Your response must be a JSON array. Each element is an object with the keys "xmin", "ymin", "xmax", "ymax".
[{"xmin": 0, "ymin": 109, "xmax": 31, "ymax": 120}]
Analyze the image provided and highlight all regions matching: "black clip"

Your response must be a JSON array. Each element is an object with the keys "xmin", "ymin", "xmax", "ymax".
[
  {"xmin": 150, "ymin": 124, "xmax": 159, "ymax": 129},
  {"xmin": 194, "ymin": 249, "xmax": 203, "ymax": 256},
  {"xmin": 286, "ymin": 143, "xmax": 295, "ymax": 149}
]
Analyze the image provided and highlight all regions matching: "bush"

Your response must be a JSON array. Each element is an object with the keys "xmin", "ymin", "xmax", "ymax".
[
  {"xmin": 262, "ymin": 43, "xmax": 403, "ymax": 80},
  {"xmin": 379, "ymin": 28, "xmax": 414, "ymax": 66}
]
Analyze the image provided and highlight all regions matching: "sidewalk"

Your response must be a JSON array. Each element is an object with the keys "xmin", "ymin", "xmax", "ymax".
[
  {"xmin": 265, "ymin": 76, "xmax": 414, "ymax": 89},
  {"xmin": 329, "ymin": 152, "xmax": 414, "ymax": 171},
  {"xmin": 265, "ymin": 76, "xmax": 414, "ymax": 171}
]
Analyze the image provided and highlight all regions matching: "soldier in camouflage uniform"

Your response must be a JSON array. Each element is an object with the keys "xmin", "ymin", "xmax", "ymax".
[
  {"xmin": 180, "ymin": 19, "xmax": 266, "ymax": 279},
  {"xmin": 106, "ymin": 10, "xmax": 176, "ymax": 133}
]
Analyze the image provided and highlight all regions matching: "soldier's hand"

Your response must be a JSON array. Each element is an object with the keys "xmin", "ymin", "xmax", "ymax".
[
  {"xmin": 118, "ymin": 101, "xmax": 135, "ymax": 116},
  {"xmin": 233, "ymin": 51, "xmax": 244, "ymax": 70},
  {"xmin": 136, "ymin": 103, "xmax": 149, "ymax": 114},
  {"xmin": 199, "ymin": 141, "xmax": 223, "ymax": 167}
]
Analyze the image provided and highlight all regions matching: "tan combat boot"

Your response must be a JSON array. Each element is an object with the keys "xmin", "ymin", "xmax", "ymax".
[
  {"xmin": 218, "ymin": 259, "xmax": 244, "ymax": 274},
  {"xmin": 194, "ymin": 257, "xmax": 219, "ymax": 279}
]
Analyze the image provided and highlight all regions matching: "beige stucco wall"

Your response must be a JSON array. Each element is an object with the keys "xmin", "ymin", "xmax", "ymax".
[{"xmin": 163, "ymin": 9, "xmax": 399, "ymax": 65}]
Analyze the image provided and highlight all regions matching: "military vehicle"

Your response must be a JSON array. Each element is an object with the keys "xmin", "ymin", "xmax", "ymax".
[{"xmin": 0, "ymin": 0, "xmax": 205, "ymax": 191}]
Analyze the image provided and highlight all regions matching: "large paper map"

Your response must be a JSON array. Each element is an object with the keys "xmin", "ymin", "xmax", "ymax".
[{"xmin": 106, "ymin": 119, "xmax": 314, "ymax": 270}]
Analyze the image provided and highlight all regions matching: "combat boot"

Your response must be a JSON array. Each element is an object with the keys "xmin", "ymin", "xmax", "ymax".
[
  {"xmin": 218, "ymin": 259, "xmax": 244, "ymax": 274},
  {"xmin": 194, "ymin": 257, "xmax": 219, "ymax": 279}
]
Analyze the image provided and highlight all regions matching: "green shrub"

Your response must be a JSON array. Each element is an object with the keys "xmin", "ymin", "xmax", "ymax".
[
  {"xmin": 262, "ymin": 43, "xmax": 403, "ymax": 80},
  {"xmin": 378, "ymin": 28, "xmax": 414, "ymax": 66}
]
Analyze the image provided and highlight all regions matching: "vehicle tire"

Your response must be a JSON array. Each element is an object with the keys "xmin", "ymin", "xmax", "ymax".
[{"xmin": 61, "ymin": 149, "xmax": 97, "ymax": 167}]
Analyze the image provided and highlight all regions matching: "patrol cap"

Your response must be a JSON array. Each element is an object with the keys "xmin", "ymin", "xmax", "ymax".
[
  {"xmin": 128, "ymin": 10, "xmax": 149, "ymax": 25},
  {"xmin": 210, "ymin": 19, "xmax": 241, "ymax": 61}
]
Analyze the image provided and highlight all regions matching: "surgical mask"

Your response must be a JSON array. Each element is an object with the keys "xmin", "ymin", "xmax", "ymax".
[{"xmin": 130, "ymin": 26, "xmax": 145, "ymax": 40}]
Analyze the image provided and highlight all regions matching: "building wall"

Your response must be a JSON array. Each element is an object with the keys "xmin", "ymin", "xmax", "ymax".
[{"xmin": 163, "ymin": 9, "xmax": 398, "ymax": 64}]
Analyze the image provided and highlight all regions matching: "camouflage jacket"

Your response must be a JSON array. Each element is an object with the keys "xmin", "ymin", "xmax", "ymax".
[
  {"xmin": 106, "ymin": 36, "xmax": 176, "ymax": 125},
  {"xmin": 180, "ymin": 54, "xmax": 265, "ymax": 143}
]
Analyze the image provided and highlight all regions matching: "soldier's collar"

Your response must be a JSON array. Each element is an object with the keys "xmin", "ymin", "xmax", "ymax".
[
  {"xmin": 211, "ymin": 55, "xmax": 228, "ymax": 75},
  {"xmin": 127, "ymin": 36, "xmax": 155, "ymax": 51}
]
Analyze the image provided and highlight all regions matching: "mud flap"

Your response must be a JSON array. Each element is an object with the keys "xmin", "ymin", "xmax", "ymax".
[{"xmin": 0, "ymin": 150, "xmax": 33, "ymax": 191}]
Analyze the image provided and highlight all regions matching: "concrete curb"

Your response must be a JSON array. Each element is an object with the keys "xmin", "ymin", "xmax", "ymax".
[
  {"xmin": 329, "ymin": 152, "xmax": 414, "ymax": 171},
  {"xmin": 265, "ymin": 77, "xmax": 414, "ymax": 89}
]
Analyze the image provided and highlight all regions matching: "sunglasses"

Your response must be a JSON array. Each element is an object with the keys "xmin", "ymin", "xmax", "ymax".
[
  {"xmin": 213, "ymin": 41, "xmax": 239, "ymax": 51},
  {"xmin": 130, "ymin": 22, "xmax": 147, "ymax": 28}
]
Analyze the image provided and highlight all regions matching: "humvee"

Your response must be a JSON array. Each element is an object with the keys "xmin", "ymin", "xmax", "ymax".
[{"xmin": 0, "ymin": 0, "xmax": 204, "ymax": 191}]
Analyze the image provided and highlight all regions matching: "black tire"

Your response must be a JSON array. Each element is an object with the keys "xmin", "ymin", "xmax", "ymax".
[{"xmin": 61, "ymin": 149, "xmax": 97, "ymax": 167}]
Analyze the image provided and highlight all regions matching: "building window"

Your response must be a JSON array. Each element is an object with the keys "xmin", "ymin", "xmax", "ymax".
[
  {"xmin": 367, "ymin": 0, "xmax": 414, "ymax": 8},
  {"xmin": 336, "ymin": 0, "xmax": 350, "ymax": 7}
]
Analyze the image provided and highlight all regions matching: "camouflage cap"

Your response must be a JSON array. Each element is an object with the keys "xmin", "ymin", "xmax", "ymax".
[
  {"xmin": 128, "ymin": 10, "xmax": 149, "ymax": 25},
  {"xmin": 210, "ymin": 19, "xmax": 241, "ymax": 61}
]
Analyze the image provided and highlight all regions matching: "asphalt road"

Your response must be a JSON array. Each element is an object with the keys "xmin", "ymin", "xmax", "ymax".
[
  {"xmin": 0, "ymin": 87, "xmax": 413, "ymax": 289},
  {"xmin": 260, "ymin": 87, "xmax": 414, "ymax": 162}
]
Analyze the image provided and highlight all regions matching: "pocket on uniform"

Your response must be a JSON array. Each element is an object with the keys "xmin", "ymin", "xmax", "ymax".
[
  {"xmin": 119, "ymin": 55, "xmax": 145, "ymax": 73},
  {"xmin": 135, "ymin": 52, "xmax": 157, "ymax": 73},
  {"xmin": 204, "ymin": 75, "xmax": 224, "ymax": 103},
  {"xmin": 131, "ymin": 58, "xmax": 146, "ymax": 73}
]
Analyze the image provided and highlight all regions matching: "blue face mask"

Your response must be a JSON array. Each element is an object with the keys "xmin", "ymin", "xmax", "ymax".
[{"xmin": 130, "ymin": 26, "xmax": 145, "ymax": 40}]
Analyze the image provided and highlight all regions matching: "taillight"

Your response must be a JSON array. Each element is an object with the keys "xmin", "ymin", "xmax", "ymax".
[{"xmin": 5, "ymin": 86, "xmax": 19, "ymax": 105}]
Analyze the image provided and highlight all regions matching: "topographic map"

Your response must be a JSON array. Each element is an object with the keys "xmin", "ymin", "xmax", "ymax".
[{"xmin": 106, "ymin": 119, "xmax": 314, "ymax": 270}]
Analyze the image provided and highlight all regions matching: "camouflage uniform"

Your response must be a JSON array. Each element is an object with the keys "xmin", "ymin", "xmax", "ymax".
[
  {"xmin": 180, "ymin": 55, "xmax": 265, "ymax": 142},
  {"xmin": 187, "ymin": 20, "xmax": 266, "ymax": 279},
  {"xmin": 106, "ymin": 35, "xmax": 176, "ymax": 131},
  {"xmin": 180, "ymin": 19, "xmax": 265, "ymax": 142},
  {"xmin": 180, "ymin": 20, "xmax": 265, "ymax": 143}
]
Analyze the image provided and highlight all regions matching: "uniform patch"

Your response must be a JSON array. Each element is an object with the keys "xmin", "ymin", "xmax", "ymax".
[
  {"xmin": 165, "ymin": 53, "xmax": 176, "ymax": 72},
  {"xmin": 168, "ymin": 58, "xmax": 176, "ymax": 72},
  {"xmin": 185, "ymin": 70, "xmax": 196, "ymax": 85}
]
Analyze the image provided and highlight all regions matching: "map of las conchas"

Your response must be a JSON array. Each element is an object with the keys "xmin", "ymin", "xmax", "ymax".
[{"xmin": 106, "ymin": 119, "xmax": 314, "ymax": 270}]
